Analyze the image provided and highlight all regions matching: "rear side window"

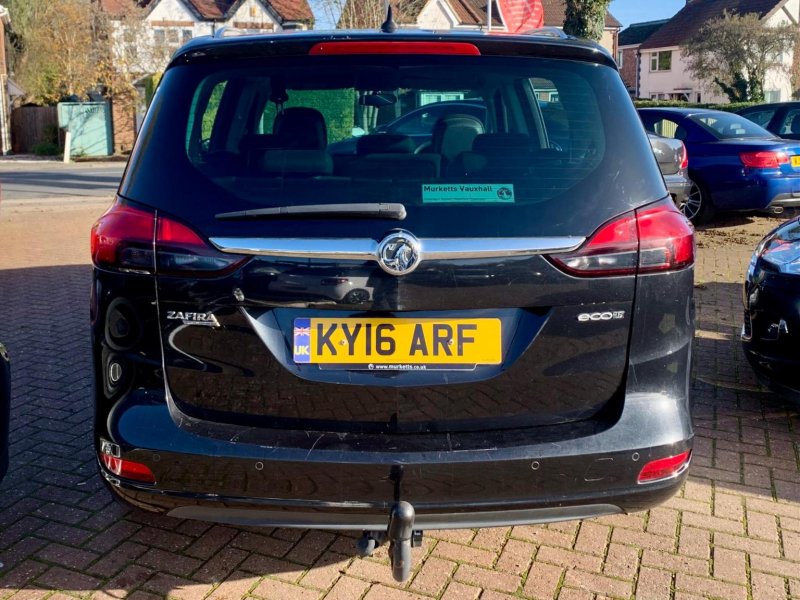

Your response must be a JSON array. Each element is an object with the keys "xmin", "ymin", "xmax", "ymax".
[
  {"xmin": 123, "ymin": 54, "xmax": 665, "ymax": 237},
  {"xmin": 780, "ymin": 109, "xmax": 800, "ymax": 135},
  {"xmin": 690, "ymin": 113, "xmax": 773, "ymax": 139},
  {"xmin": 742, "ymin": 108, "xmax": 776, "ymax": 128}
]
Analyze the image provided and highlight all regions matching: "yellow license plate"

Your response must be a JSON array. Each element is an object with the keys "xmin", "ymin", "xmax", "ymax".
[
  {"xmin": 293, "ymin": 318, "xmax": 502, "ymax": 370},
  {"xmin": 792, "ymin": 156, "xmax": 800, "ymax": 168}
]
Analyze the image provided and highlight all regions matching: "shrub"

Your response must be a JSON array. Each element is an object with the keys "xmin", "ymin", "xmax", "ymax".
[
  {"xmin": 32, "ymin": 141, "xmax": 61, "ymax": 156},
  {"xmin": 632, "ymin": 100, "xmax": 762, "ymax": 113}
]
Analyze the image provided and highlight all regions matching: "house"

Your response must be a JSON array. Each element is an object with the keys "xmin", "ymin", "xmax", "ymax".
[
  {"xmin": 100, "ymin": 0, "xmax": 313, "ymax": 152},
  {"xmin": 340, "ymin": 0, "xmax": 621, "ymax": 55},
  {"xmin": 637, "ymin": 0, "xmax": 799, "ymax": 103},
  {"xmin": 616, "ymin": 19, "xmax": 668, "ymax": 94}
]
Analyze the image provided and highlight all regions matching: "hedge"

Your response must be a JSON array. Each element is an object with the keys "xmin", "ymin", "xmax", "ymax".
[{"xmin": 632, "ymin": 100, "xmax": 762, "ymax": 113}]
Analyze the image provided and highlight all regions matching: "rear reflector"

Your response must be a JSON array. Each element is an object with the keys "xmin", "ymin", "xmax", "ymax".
[
  {"xmin": 100, "ymin": 453, "xmax": 156, "ymax": 484},
  {"xmin": 309, "ymin": 41, "xmax": 481, "ymax": 56},
  {"xmin": 548, "ymin": 201, "xmax": 694, "ymax": 277},
  {"xmin": 638, "ymin": 450, "xmax": 692, "ymax": 484},
  {"xmin": 740, "ymin": 151, "xmax": 789, "ymax": 169},
  {"xmin": 91, "ymin": 199, "xmax": 247, "ymax": 276}
]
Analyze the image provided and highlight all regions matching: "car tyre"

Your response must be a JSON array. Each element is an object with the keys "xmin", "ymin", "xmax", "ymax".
[
  {"xmin": 343, "ymin": 289, "xmax": 370, "ymax": 304},
  {"xmin": 682, "ymin": 178, "xmax": 715, "ymax": 224}
]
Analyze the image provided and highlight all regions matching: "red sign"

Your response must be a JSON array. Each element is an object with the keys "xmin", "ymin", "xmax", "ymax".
[{"xmin": 496, "ymin": 0, "xmax": 544, "ymax": 33}]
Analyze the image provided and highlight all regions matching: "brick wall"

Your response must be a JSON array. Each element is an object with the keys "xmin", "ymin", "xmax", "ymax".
[
  {"xmin": 619, "ymin": 46, "xmax": 639, "ymax": 93},
  {"xmin": 111, "ymin": 95, "xmax": 136, "ymax": 154}
]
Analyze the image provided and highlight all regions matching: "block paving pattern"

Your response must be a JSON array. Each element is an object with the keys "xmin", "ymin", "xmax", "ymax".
[{"xmin": 0, "ymin": 199, "xmax": 798, "ymax": 599}]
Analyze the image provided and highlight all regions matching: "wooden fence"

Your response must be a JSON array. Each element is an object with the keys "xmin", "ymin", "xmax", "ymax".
[{"xmin": 10, "ymin": 106, "xmax": 58, "ymax": 154}]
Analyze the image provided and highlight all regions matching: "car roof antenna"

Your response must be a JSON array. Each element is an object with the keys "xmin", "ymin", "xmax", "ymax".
[{"xmin": 381, "ymin": 5, "xmax": 397, "ymax": 33}]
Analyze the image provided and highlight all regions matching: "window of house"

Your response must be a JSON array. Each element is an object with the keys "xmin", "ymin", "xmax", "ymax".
[
  {"xmin": 617, "ymin": 50, "xmax": 623, "ymax": 66},
  {"xmin": 250, "ymin": 6, "xmax": 258, "ymax": 18},
  {"xmin": 153, "ymin": 28, "xmax": 166, "ymax": 46},
  {"xmin": 650, "ymin": 51, "xmax": 672, "ymax": 72},
  {"xmin": 765, "ymin": 90, "xmax": 781, "ymax": 103},
  {"xmin": 183, "ymin": 30, "xmax": 193, "ymax": 44}
]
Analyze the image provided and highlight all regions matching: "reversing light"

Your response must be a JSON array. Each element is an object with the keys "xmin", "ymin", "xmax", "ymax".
[
  {"xmin": 740, "ymin": 151, "xmax": 789, "ymax": 169},
  {"xmin": 100, "ymin": 451, "xmax": 156, "ymax": 484},
  {"xmin": 309, "ymin": 41, "xmax": 482, "ymax": 56},
  {"xmin": 637, "ymin": 450, "xmax": 692, "ymax": 484}
]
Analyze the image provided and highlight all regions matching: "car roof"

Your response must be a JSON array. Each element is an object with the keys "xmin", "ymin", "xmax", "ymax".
[
  {"xmin": 740, "ymin": 101, "xmax": 800, "ymax": 111},
  {"xmin": 638, "ymin": 107, "xmax": 736, "ymax": 118},
  {"xmin": 169, "ymin": 28, "xmax": 616, "ymax": 70}
]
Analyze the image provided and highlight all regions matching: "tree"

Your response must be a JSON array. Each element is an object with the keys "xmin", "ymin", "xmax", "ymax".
[
  {"xmin": 684, "ymin": 11, "xmax": 795, "ymax": 103},
  {"xmin": 316, "ymin": 0, "xmax": 426, "ymax": 30},
  {"xmin": 6, "ymin": 0, "xmax": 102, "ymax": 104},
  {"xmin": 563, "ymin": 0, "xmax": 611, "ymax": 42}
]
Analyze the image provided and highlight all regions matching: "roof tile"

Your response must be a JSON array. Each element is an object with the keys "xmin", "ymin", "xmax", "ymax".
[{"xmin": 640, "ymin": 0, "xmax": 783, "ymax": 50}]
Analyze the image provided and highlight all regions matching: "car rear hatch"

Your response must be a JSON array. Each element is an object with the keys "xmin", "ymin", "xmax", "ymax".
[{"xmin": 117, "ymin": 35, "xmax": 676, "ymax": 435}]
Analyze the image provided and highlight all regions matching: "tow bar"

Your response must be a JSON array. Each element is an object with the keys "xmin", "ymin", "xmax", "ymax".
[{"xmin": 356, "ymin": 501, "xmax": 424, "ymax": 582}]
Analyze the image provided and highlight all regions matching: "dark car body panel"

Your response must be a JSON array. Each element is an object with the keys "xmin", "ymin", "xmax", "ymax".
[
  {"xmin": 93, "ymin": 30, "xmax": 694, "ymax": 531},
  {"xmin": 648, "ymin": 132, "xmax": 691, "ymax": 206},
  {"xmin": 640, "ymin": 108, "xmax": 800, "ymax": 212},
  {"xmin": 738, "ymin": 101, "xmax": 800, "ymax": 141},
  {"xmin": 742, "ymin": 217, "xmax": 800, "ymax": 398},
  {"xmin": 0, "ymin": 343, "xmax": 9, "ymax": 482}
]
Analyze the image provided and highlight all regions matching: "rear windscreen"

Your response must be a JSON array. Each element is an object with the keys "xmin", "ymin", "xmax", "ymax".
[{"xmin": 122, "ymin": 54, "xmax": 665, "ymax": 234}]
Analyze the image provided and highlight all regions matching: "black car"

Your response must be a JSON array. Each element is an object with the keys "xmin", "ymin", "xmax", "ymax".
[
  {"xmin": 648, "ymin": 133, "xmax": 691, "ymax": 212},
  {"xmin": 738, "ymin": 101, "xmax": 800, "ymax": 141},
  {"xmin": 91, "ymin": 27, "xmax": 695, "ymax": 581},
  {"xmin": 0, "ymin": 343, "xmax": 9, "ymax": 483},
  {"xmin": 742, "ymin": 216, "xmax": 800, "ymax": 399},
  {"xmin": 327, "ymin": 100, "xmax": 487, "ymax": 155}
]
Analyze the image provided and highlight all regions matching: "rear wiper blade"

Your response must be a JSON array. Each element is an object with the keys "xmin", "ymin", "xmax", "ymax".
[{"xmin": 215, "ymin": 203, "xmax": 406, "ymax": 221}]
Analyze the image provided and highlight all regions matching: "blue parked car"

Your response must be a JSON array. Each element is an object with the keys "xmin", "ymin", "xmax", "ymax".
[{"xmin": 639, "ymin": 108, "xmax": 800, "ymax": 223}]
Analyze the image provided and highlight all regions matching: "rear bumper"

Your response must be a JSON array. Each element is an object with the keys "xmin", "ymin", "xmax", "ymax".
[
  {"xmin": 98, "ymin": 389, "xmax": 693, "ymax": 528},
  {"xmin": 664, "ymin": 174, "xmax": 691, "ymax": 206}
]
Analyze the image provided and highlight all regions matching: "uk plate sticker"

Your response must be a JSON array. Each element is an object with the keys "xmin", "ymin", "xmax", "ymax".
[
  {"xmin": 293, "ymin": 318, "xmax": 312, "ymax": 363},
  {"xmin": 422, "ymin": 184, "xmax": 515, "ymax": 204}
]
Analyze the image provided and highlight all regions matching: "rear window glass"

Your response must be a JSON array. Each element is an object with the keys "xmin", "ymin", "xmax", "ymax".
[
  {"xmin": 123, "ymin": 54, "xmax": 664, "ymax": 236},
  {"xmin": 690, "ymin": 113, "xmax": 774, "ymax": 140}
]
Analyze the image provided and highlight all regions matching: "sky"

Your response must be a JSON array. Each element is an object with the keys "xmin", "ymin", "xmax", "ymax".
[{"xmin": 608, "ymin": 0, "xmax": 685, "ymax": 27}]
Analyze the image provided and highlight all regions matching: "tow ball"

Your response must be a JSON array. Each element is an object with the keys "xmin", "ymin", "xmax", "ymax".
[{"xmin": 356, "ymin": 501, "xmax": 424, "ymax": 582}]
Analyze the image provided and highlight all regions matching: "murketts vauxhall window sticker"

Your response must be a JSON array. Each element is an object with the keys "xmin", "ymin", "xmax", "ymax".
[{"xmin": 422, "ymin": 183, "xmax": 515, "ymax": 204}]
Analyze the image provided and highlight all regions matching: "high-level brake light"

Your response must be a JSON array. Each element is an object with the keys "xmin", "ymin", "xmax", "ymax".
[{"xmin": 309, "ymin": 41, "xmax": 482, "ymax": 56}]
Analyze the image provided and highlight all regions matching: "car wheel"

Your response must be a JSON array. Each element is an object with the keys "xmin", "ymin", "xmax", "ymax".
[
  {"xmin": 683, "ymin": 179, "xmax": 715, "ymax": 224},
  {"xmin": 344, "ymin": 289, "xmax": 370, "ymax": 304}
]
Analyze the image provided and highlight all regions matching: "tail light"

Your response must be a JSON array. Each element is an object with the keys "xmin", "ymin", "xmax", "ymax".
[
  {"xmin": 91, "ymin": 200, "xmax": 248, "ymax": 276},
  {"xmin": 548, "ymin": 201, "xmax": 694, "ymax": 277},
  {"xmin": 740, "ymin": 151, "xmax": 789, "ymax": 169},
  {"xmin": 679, "ymin": 143, "xmax": 689, "ymax": 170},
  {"xmin": 638, "ymin": 450, "xmax": 692, "ymax": 484}
]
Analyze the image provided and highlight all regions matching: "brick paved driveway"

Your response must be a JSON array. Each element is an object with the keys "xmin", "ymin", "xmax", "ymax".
[{"xmin": 0, "ymin": 199, "xmax": 798, "ymax": 600}]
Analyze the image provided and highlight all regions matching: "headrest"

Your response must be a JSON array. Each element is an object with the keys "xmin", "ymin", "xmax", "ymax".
[
  {"xmin": 239, "ymin": 134, "xmax": 281, "ymax": 152},
  {"xmin": 431, "ymin": 114, "xmax": 485, "ymax": 161},
  {"xmin": 274, "ymin": 107, "xmax": 327, "ymax": 150},
  {"xmin": 259, "ymin": 150, "xmax": 333, "ymax": 176},
  {"xmin": 472, "ymin": 133, "xmax": 532, "ymax": 154},
  {"xmin": 357, "ymin": 134, "xmax": 415, "ymax": 155}
]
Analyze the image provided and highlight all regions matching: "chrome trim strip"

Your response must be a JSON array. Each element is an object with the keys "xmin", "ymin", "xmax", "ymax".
[{"xmin": 209, "ymin": 236, "xmax": 586, "ymax": 261}]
